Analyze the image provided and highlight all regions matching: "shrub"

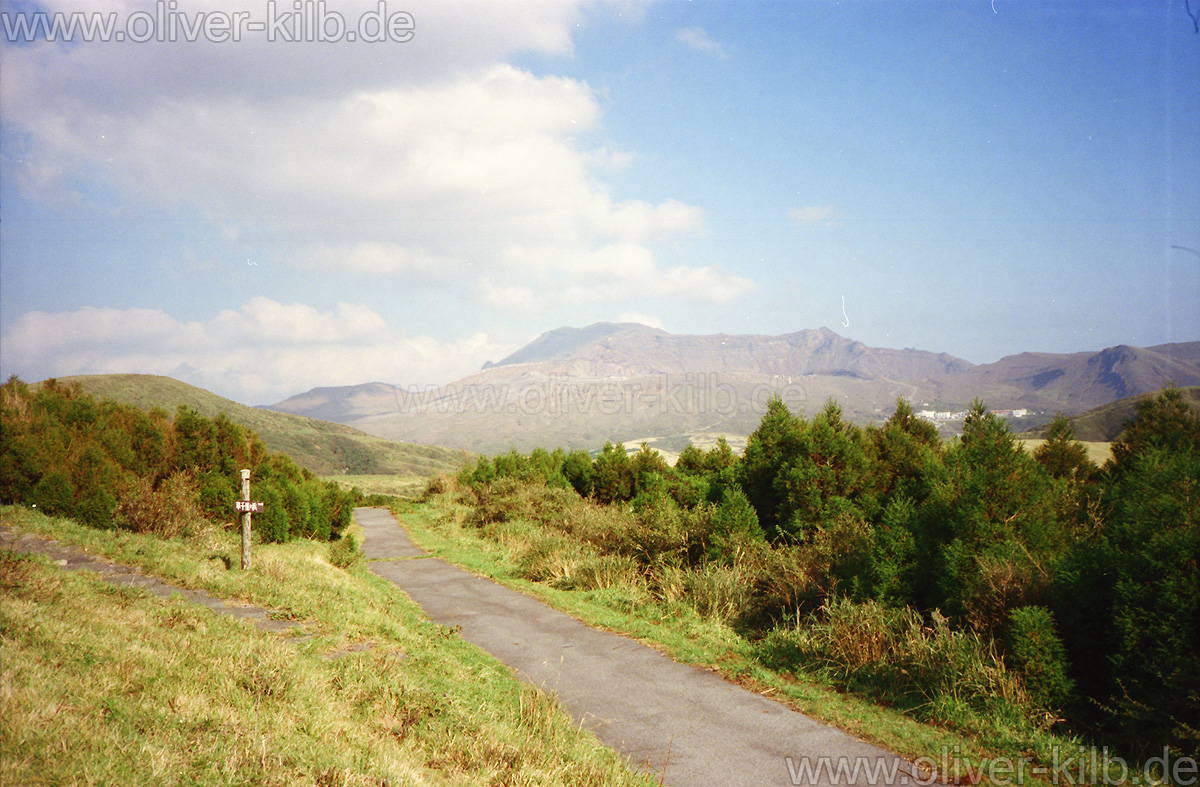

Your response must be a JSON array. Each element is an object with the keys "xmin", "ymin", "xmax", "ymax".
[
  {"xmin": 516, "ymin": 531, "xmax": 585, "ymax": 585},
  {"xmin": 254, "ymin": 484, "xmax": 290, "ymax": 543},
  {"xmin": 740, "ymin": 542, "xmax": 817, "ymax": 626},
  {"xmin": 1004, "ymin": 606, "xmax": 1074, "ymax": 712},
  {"xmin": 115, "ymin": 471, "xmax": 203, "ymax": 538},
  {"xmin": 560, "ymin": 449, "xmax": 594, "ymax": 497},
  {"xmin": 468, "ymin": 478, "xmax": 578, "ymax": 529},
  {"xmin": 867, "ymin": 496, "xmax": 918, "ymax": 606},
  {"xmin": 30, "ymin": 471, "xmax": 74, "ymax": 517},
  {"xmin": 664, "ymin": 563, "xmax": 758, "ymax": 626},
  {"xmin": 423, "ymin": 474, "xmax": 454, "ymax": 499},
  {"xmin": 708, "ymin": 486, "xmax": 765, "ymax": 562},
  {"xmin": 561, "ymin": 553, "xmax": 643, "ymax": 593},
  {"xmin": 592, "ymin": 442, "xmax": 634, "ymax": 504},
  {"xmin": 627, "ymin": 495, "xmax": 709, "ymax": 567},
  {"xmin": 759, "ymin": 598, "xmax": 1034, "ymax": 728},
  {"xmin": 75, "ymin": 488, "xmax": 117, "ymax": 529},
  {"xmin": 328, "ymin": 533, "xmax": 363, "ymax": 569},
  {"xmin": 197, "ymin": 470, "xmax": 237, "ymax": 521}
]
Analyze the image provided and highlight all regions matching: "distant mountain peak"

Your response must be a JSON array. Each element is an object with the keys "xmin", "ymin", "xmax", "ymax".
[
  {"xmin": 265, "ymin": 328, "xmax": 1199, "ymax": 455},
  {"xmin": 487, "ymin": 322, "xmax": 667, "ymax": 369}
]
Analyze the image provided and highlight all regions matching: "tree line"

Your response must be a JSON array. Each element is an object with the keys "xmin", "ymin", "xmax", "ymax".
[{"xmin": 0, "ymin": 377, "xmax": 355, "ymax": 542}]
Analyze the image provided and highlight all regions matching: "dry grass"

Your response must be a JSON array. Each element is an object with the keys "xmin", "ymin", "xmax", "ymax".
[
  {"xmin": 1, "ymin": 505, "xmax": 658, "ymax": 787},
  {"xmin": 1018, "ymin": 439, "xmax": 1112, "ymax": 466}
]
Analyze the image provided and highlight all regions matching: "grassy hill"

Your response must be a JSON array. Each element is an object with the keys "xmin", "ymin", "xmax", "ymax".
[
  {"xmin": 2, "ymin": 506, "xmax": 652, "ymax": 786},
  {"xmin": 43, "ymin": 374, "xmax": 470, "ymax": 479},
  {"xmin": 1020, "ymin": 384, "xmax": 1200, "ymax": 442}
]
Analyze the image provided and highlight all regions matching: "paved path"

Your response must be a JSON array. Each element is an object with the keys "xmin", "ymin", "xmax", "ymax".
[{"xmin": 357, "ymin": 507, "xmax": 918, "ymax": 787}]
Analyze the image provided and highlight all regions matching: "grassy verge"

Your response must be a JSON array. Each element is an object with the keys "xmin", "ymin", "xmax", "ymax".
[
  {"xmin": 394, "ymin": 494, "xmax": 1092, "ymax": 785},
  {"xmin": 0, "ymin": 505, "xmax": 657, "ymax": 787}
]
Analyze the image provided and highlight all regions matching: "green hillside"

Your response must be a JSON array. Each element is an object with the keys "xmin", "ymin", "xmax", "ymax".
[
  {"xmin": 1021, "ymin": 385, "xmax": 1200, "ymax": 442},
  {"xmin": 44, "ymin": 375, "xmax": 470, "ymax": 478}
]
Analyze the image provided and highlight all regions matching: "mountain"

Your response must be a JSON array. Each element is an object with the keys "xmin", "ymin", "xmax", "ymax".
[
  {"xmin": 484, "ymin": 322, "xmax": 636, "ymax": 368},
  {"xmin": 47, "ymin": 374, "xmax": 470, "ymax": 478},
  {"xmin": 254, "ymin": 382, "xmax": 407, "ymax": 424},
  {"xmin": 948, "ymin": 342, "xmax": 1200, "ymax": 411},
  {"xmin": 265, "ymin": 325, "xmax": 1200, "ymax": 455},
  {"xmin": 481, "ymin": 323, "xmax": 974, "ymax": 380}
]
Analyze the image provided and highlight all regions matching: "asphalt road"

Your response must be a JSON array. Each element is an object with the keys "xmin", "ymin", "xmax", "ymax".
[{"xmin": 356, "ymin": 507, "xmax": 919, "ymax": 787}]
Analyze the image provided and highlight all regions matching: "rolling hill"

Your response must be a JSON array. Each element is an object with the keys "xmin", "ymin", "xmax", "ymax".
[
  {"xmin": 266, "ymin": 324, "xmax": 1200, "ymax": 454},
  {"xmin": 44, "ymin": 374, "xmax": 471, "ymax": 478},
  {"xmin": 1020, "ymin": 384, "xmax": 1200, "ymax": 442}
]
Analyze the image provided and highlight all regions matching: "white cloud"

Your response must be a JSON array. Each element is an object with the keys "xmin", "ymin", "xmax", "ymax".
[
  {"xmin": 305, "ymin": 243, "xmax": 459, "ymax": 279},
  {"xmin": 476, "ymin": 242, "xmax": 757, "ymax": 312},
  {"xmin": 0, "ymin": 0, "xmax": 760, "ymax": 397},
  {"xmin": 789, "ymin": 205, "xmax": 843, "ymax": 227},
  {"xmin": 0, "ymin": 300, "xmax": 513, "ymax": 403},
  {"xmin": 617, "ymin": 311, "xmax": 665, "ymax": 330},
  {"xmin": 2, "ymin": 19, "xmax": 744, "ymax": 310},
  {"xmin": 675, "ymin": 26, "xmax": 728, "ymax": 58}
]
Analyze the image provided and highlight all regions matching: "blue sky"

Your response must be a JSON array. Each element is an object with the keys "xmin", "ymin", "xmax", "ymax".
[{"xmin": 2, "ymin": 0, "xmax": 1197, "ymax": 404}]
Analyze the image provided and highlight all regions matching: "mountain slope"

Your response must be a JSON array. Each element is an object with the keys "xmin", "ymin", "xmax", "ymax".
[
  {"xmin": 482, "ymin": 323, "xmax": 974, "ymax": 380},
  {"xmin": 266, "ymin": 325, "xmax": 1200, "ymax": 455},
  {"xmin": 484, "ymin": 322, "xmax": 639, "ymax": 368},
  {"xmin": 47, "ymin": 374, "xmax": 470, "ymax": 477},
  {"xmin": 949, "ymin": 342, "xmax": 1200, "ymax": 411},
  {"xmin": 258, "ymin": 382, "xmax": 405, "ymax": 424},
  {"xmin": 1022, "ymin": 385, "xmax": 1200, "ymax": 442}
]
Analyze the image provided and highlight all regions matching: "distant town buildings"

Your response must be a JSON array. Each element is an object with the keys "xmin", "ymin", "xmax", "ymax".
[{"xmin": 916, "ymin": 408, "xmax": 1027, "ymax": 423}]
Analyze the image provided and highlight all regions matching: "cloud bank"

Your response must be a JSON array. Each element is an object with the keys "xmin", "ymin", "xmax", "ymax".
[
  {"xmin": 3, "ymin": 299, "xmax": 510, "ymax": 404},
  {"xmin": 1, "ymin": 0, "xmax": 756, "ymax": 401}
]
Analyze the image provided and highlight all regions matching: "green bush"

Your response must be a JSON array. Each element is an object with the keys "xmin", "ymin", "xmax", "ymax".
[
  {"xmin": 75, "ymin": 488, "xmax": 117, "ymax": 529},
  {"xmin": 197, "ymin": 470, "xmax": 237, "ymax": 521},
  {"xmin": 708, "ymin": 486, "xmax": 765, "ymax": 562},
  {"xmin": 592, "ymin": 442, "xmax": 634, "ymax": 504},
  {"xmin": 253, "ymin": 484, "xmax": 290, "ymax": 543},
  {"xmin": 1004, "ymin": 606, "xmax": 1074, "ymax": 712},
  {"xmin": 31, "ymin": 471, "xmax": 74, "ymax": 517},
  {"xmin": 1, "ymin": 377, "xmax": 348, "ymax": 544}
]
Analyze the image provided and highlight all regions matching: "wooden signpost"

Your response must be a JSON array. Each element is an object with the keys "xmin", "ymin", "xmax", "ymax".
[{"xmin": 238, "ymin": 469, "xmax": 265, "ymax": 570}]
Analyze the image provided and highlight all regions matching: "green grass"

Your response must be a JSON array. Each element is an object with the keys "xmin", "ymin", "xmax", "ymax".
[
  {"xmin": 0, "ymin": 505, "xmax": 657, "ymax": 787},
  {"xmin": 45, "ymin": 373, "xmax": 472, "ymax": 477},
  {"xmin": 323, "ymin": 474, "xmax": 430, "ymax": 498},
  {"xmin": 394, "ymin": 492, "xmax": 1095, "ymax": 785}
]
